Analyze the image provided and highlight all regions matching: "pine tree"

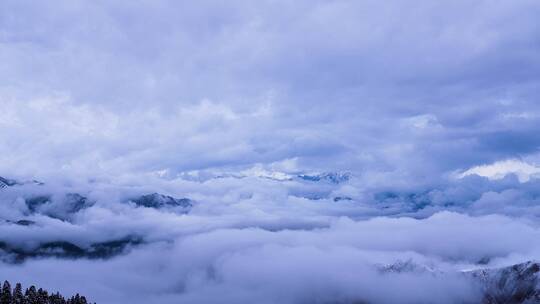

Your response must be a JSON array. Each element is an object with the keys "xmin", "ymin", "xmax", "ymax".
[
  {"xmin": 67, "ymin": 294, "xmax": 84, "ymax": 304},
  {"xmin": 25, "ymin": 286, "xmax": 38, "ymax": 304},
  {"xmin": 49, "ymin": 291, "xmax": 66, "ymax": 304},
  {"xmin": 12, "ymin": 283, "xmax": 24, "ymax": 304},
  {"xmin": 37, "ymin": 288, "xmax": 48, "ymax": 304},
  {"xmin": 0, "ymin": 281, "xmax": 92, "ymax": 304},
  {"xmin": 0, "ymin": 281, "xmax": 12, "ymax": 304}
]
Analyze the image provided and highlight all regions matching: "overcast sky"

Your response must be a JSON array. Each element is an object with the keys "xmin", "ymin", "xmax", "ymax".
[
  {"xmin": 2, "ymin": 2, "xmax": 540, "ymax": 304},
  {"xmin": 1, "ymin": 0, "xmax": 539, "ymax": 183}
]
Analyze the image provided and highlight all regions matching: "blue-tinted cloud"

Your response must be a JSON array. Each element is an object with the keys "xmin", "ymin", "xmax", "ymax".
[
  {"xmin": 1, "ymin": 0, "xmax": 539, "ymax": 179},
  {"xmin": 1, "ymin": 1, "xmax": 540, "ymax": 303}
]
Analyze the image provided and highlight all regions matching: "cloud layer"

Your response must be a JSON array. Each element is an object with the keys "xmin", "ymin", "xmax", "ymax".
[
  {"xmin": 1, "ymin": 1, "xmax": 540, "ymax": 303},
  {"xmin": 2, "ymin": 172, "xmax": 540, "ymax": 303},
  {"xmin": 1, "ymin": 0, "xmax": 540, "ymax": 180}
]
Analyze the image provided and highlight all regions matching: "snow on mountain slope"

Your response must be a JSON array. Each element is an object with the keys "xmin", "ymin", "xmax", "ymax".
[
  {"xmin": 378, "ymin": 260, "xmax": 540, "ymax": 303},
  {"xmin": 470, "ymin": 261, "xmax": 540, "ymax": 304},
  {"xmin": 128, "ymin": 193, "xmax": 193, "ymax": 210}
]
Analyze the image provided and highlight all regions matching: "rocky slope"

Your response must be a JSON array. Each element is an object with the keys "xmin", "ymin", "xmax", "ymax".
[
  {"xmin": 470, "ymin": 261, "xmax": 540, "ymax": 303},
  {"xmin": 378, "ymin": 260, "xmax": 540, "ymax": 303}
]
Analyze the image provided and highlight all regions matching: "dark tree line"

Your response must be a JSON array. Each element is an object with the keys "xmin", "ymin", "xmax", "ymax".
[{"xmin": 0, "ymin": 280, "xmax": 94, "ymax": 304}]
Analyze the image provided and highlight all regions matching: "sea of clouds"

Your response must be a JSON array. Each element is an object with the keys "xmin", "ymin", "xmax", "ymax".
[
  {"xmin": 1, "ymin": 0, "xmax": 540, "ymax": 303},
  {"xmin": 2, "ymin": 169, "xmax": 540, "ymax": 303}
]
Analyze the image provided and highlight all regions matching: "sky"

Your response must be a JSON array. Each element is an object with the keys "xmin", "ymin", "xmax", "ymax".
[
  {"xmin": 1, "ymin": 0, "xmax": 539, "ymax": 181},
  {"xmin": 1, "ymin": 1, "xmax": 540, "ymax": 303}
]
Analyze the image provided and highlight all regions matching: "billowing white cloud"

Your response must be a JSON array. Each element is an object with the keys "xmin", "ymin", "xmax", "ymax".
[{"xmin": 459, "ymin": 159, "xmax": 540, "ymax": 182}]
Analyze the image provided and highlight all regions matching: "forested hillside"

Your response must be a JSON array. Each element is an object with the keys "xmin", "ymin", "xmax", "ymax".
[{"xmin": 0, "ymin": 281, "xmax": 93, "ymax": 304}]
